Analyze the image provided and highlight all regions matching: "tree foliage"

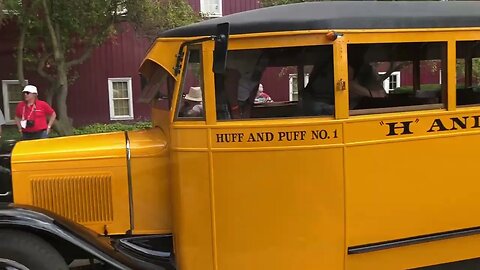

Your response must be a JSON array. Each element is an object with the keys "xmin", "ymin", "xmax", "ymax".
[
  {"xmin": 457, "ymin": 58, "xmax": 480, "ymax": 86},
  {"xmin": 126, "ymin": 0, "xmax": 198, "ymax": 39},
  {"xmin": 2, "ymin": 0, "xmax": 197, "ymax": 135},
  {"xmin": 0, "ymin": 1, "xmax": 4, "ymax": 22}
]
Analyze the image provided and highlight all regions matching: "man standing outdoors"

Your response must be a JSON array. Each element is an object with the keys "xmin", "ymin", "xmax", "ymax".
[{"xmin": 15, "ymin": 85, "xmax": 56, "ymax": 140}]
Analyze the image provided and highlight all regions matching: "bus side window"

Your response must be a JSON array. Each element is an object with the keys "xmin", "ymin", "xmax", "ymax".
[
  {"xmin": 348, "ymin": 42, "xmax": 447, "ymax": 115},
  {"xmin": 456, "ymin": 41, "xmax": 480, "ymax": 106},
  {"xmin": 215, "ymin": 45, "xmax": 334, "ymax": 120},
  {"xmin": 176, "ymin": 47, "xmax": 205, "ymax": 120}
]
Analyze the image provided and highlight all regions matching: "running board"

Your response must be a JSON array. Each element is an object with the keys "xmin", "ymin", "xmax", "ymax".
[{"xmin": 348, "ymin": 226, "xmax": 480, "ymax": 254}]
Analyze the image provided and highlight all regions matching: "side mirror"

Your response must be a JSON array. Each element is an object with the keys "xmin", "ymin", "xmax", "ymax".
[{"xmin": 213, "ymin": 23, "xmax": 230, "ymax": 74}]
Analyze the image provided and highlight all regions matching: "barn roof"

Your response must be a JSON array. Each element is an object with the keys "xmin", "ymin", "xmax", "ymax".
[{"xmin": 160, "ymin": 1, "xmax": 480, "ymax": 38}]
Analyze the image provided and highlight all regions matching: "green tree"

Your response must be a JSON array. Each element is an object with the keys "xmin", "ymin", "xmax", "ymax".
[
  {"xmin": 126, "ymin": 0, "xmax": 199, "ymax": 39},
  {"xmin": 3, "ymin": 0, "xmax": 198, "ymax": 135},
  {"xmin": 0, "ymin": 1, "xmax": 4, "ymax": 22},
  {"xmin": 457, "ymin": 58, "xmax": 480, "ymax": 86}
]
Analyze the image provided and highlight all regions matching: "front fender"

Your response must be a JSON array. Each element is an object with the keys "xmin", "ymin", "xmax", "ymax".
[{"xmin": 0, "ymin": 203, "xmax": 169, "ymax": 270}]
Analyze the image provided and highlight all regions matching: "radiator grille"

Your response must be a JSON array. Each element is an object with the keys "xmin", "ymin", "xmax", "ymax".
[{"xmin": 31, "ymin": 175, "xmax": 113, "ymax": 223}]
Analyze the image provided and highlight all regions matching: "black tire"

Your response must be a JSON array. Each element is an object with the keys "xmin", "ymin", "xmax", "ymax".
[{"xmin": 0, "ymin": 229, "xmax": 68, "ymax": 270}]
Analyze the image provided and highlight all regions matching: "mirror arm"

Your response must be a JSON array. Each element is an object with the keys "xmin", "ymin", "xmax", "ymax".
[{"xmin": 174, "ymin": 36, "xmax": 217, "ymax": 76}]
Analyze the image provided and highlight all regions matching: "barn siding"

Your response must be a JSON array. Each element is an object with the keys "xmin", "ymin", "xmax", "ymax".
[
  {"xmin": 223, "ymin": 0, "xmax": 260, "ymax": 15},
  {"xmin": 188, "ymin": 0, "xmax": 260, "ymax": 15},
  {"xmin": 261, "ymin": 68, "xmax": 290, "ymax": 102},
  {"xmin": 68, "ymin": 23, "xmax": 151, "ymax": 126},
  {"xmin": 0, "ymin": 21, "xmax": 18, "ymax": 111},
  {"xmin": 187, "ymin": 0, "xmax": 201, "ymax": 13},
  {"xmin": 0, "ymin": 20, "xmax": 52, "ymax": 122}
]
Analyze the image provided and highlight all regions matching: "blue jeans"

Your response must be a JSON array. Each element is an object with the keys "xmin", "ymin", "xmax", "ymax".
[
  {"xmin": 22, "ymin": 130, "xmax": 48, "ymax": 140},
  {"xmin": 300, "ymin": 92, "xmax": 335, "ymax": 116}
]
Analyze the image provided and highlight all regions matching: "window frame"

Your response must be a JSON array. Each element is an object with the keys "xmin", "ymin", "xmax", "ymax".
[
  {"xmin": 214, "ymin": 45, "xmax": 335, "ymax": 121},
  {"xmin": 2, "ymin": 79, "xmax": 27, "ymax": 124},
  {"xmin": 175, "ymin": 46, "xmax": 205, "ymax": 121},
  {"xmin": 108, "ymin": 77, "xmax": 134, "ymax": 120},
  {"xmin": 200, "ymin": 0, "xmax": 222, "ymax": 18},
  {"xmin": 455, "ymin": 40, "xmax": 480, "ymax": 108},
  {"xmin": 347, "ymin": 41, "xmax": 448, "ymax": 116}
]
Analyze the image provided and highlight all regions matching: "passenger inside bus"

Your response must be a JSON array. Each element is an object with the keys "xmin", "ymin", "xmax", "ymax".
[
  {"xmin": 348, "ymin": 48, "xmax": 387, "ymax": 109},
  {"xmin": 254, "ymin": 84, "xmax": 273, "ymax": 104}
]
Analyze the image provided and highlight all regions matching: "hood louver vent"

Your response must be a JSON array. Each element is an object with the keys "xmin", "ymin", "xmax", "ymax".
[{"xmin": 31, "ymin": 175, "xmax": 113, "ymax": 223}]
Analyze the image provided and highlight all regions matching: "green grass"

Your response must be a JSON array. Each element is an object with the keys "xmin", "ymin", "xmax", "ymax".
[
  {"xmin": 391, "ymin": 84, "xmax": 480, "ymax": 94},
  {"xmin": 2, "ymin": 126, "xmax": 22, "ymax": 141},
  {"xmin": 390, "ymin": 84, "xmax": 442, "ymax": 94},
  {"xmin": 1, "ymin": 121, "xmax": 152, "ymax": 141}
]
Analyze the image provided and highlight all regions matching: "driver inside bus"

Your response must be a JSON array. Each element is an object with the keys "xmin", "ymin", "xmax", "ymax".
[{"xmin": 223, "ymin": 50, "xmax": 268, "ymax": 119}]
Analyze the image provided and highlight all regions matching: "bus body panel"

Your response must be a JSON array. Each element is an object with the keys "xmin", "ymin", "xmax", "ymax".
[
  {"xmin": 11, "ymin": 132, "xmax": 131, "ymax": 235},
  {"xmin": 169, "ymin": 120, "xmax": 346, "ymax": 269},
  {"xmin": 170, "ymin": 126, "xmax": 215, "ymax": 270},
  {"xmin": 346, "ymin": 235, "xmax": 480, "ymax": 270},
  {"xmin": 344, "ymin": 108, "xmax": 480, "ymax": 269},
  {"xmin": 11, "ymin": 128, "xmax": 172, "ymax": 236},
  {"xmin": 211, "ymin": 147, "xmax": 345, "ymax": 270},
  {"xmin": 129, "ymin": 128, "xmax": 172, "ymax": 234}
]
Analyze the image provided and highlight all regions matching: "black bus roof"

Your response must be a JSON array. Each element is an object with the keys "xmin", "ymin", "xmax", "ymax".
[{"xmin": 161, "ymin": 1, "xmax": 480, "ymax": 38}]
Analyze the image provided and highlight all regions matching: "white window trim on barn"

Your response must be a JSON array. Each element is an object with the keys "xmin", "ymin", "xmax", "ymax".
[
  {"xmin": 108, "ymin": 77, "xmax": 134, "ymax": 120},
  {"xmin": 2, "ymin": 79, "xmax": 27, "ymax": 124},
  {"xmin": 379, "ymin": 71, "xmax": 401, "ymax": 93},
  {"xmin": 200, "ymin": 0, "xmax": 222, "ymax": 17}
]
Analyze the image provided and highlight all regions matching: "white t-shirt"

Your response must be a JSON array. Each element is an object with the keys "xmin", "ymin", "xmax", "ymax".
[{"xmin": 227, "ymin": 50, "xmax": 267, "ymax": 101}]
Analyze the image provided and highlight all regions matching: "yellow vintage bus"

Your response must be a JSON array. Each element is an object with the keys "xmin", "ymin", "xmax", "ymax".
[{"xmin": 2, "ymin": 1, "xmax": 480, "ymax": 269}]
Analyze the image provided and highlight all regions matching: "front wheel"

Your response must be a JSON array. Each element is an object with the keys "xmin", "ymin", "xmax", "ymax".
[{"xmin": 0, "ymin": 229, "xmax": 68, "ymax": 270}]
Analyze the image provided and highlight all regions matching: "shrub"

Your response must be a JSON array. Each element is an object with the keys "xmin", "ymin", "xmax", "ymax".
[
  {"xmin": 73, "ymin": 122, "xmax": 152, "ymax": 135},
  {"xmin": 1, "ymin": 122, "xmax": 153, "ymax": 142}
]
